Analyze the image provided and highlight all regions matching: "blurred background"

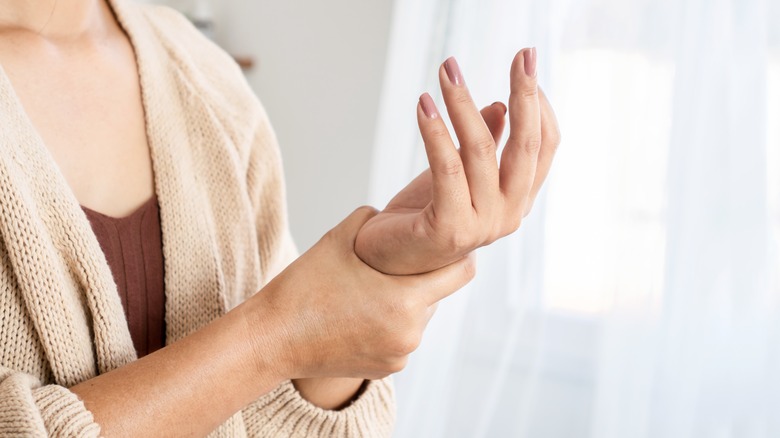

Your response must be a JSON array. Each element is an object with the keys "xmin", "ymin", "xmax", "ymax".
[
  {"xmin": 141, "ymin": 0, "xmax": 394, "ymax": 250},
  {"xmin": 146, "ymin": 0, "xmax": 778, "ymax": 436}
]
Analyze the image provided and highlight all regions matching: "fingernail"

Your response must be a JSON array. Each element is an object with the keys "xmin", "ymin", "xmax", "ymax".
[
  {"xmin": 492, "ymin": 101, "xmax": 507, "ymax": 115},
  {"xmin": 524, "ymin": 47, "xmax": 537, "ymax": 77},
  {"xmin": 419, "ymin": 93, "xmax": 439, "ymax": 119},
  {"xmin": 444, "ymin": 57, "xmax": 463, "ymax": 85}
]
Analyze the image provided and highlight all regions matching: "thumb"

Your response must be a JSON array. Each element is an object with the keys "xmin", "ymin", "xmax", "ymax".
[{"xmin": 329, "ymin": 205, "xmax": 379, "ymax": 244}]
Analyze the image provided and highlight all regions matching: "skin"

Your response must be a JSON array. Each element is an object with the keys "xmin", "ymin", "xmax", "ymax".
[
  {"xmin": 68, "ymin": 206, "xmax": 475, "ymax": 436},
  {"xmin": 0, "ymin": 0, "xmax": 367, "ymax": 414},
  {"xmin": 0, "ymin": 0, "xmax": 154, "ymax": 217},
  {"xmin": 0, "ymin": 1, "xmax": 560, "ymax": 436},
  {"xmin": 355, "ymin": 52, "xmax": 561, "ymax": 275}
]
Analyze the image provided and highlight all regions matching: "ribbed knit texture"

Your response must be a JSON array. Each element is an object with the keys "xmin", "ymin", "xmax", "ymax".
[{"xmin": 0, "ymin": 0, "xmax": 395, "ymax": 436}]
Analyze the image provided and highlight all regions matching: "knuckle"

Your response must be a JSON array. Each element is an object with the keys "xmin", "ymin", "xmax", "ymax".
[
  {"xmin": 452, "ymin": 92, "xmax": 474, "ymax": 106},
  {"xmin": 470, "ymin": 138, "xmax": 496, "ymax": 160},
  {"xmin": 436, "ymin": 155, "xmax": 464, "ymax": 176},
  {"xmin": 442, "ymin": 228, "xmax": 476, "ymax": 253},
  {"xmin": 520, "ymin": 85, "xmax": 539, "ymax": 101},
  {"xmin": 412, "ymin": 214, "xmax": 433, "ymax": 241},
  {"xmin": 523, "ymin": 136, "xmax": 542, "ymax": 155},
  {"xmin": 384, "ymin": 295, "xmax": 421, "ymax": 326},
  {"xmin": 428, "ymin": 125, "xmax": 451, "ymax": 140},
  {"xmin": 506, "ymin": 215, "xmax": 522, "ymax": 233},
  {"xmin": 387, "ymin": 331, "xmax": 418, "ymax": 357}
]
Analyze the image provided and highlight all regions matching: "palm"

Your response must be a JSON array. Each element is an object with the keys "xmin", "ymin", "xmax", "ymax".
[
  {"xmin": 387, "ymin": 169, "xmax": 434, "ymax": 210},
  {"xmin": 381, "ymin": 99, "xmax": 508, "ymax": 213},
  {"xmin": 354, "ymin": 170, "xmax": 435, "ymax": 272},
  {"xmin": 355, "ymin": 53, "xmax": 559, "ymax": 276},
  {"xmin": 355, "ymin": 104, "xmax": 506, "ymax": 275}
]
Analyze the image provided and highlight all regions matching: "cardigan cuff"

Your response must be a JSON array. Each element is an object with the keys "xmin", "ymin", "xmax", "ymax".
[
  {"xmin": 32, "ymin": 385, "xmax": 101, "ymax": 438},
  {"xmin": 242, "ymin": 377, "xmax": 396, "ymax": 437}
]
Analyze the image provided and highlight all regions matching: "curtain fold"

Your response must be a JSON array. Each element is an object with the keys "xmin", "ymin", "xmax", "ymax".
[{"xmin": 371, "ymin": 0, "xmax": 779, "ymax": 436}]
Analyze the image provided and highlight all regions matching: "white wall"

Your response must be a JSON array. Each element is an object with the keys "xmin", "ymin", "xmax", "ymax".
[
  {"xmin": 149, "ymin": 0, "xmax": 395, "ymax": 250},
  {"xmin": 205, "ymin": 1, "xmax": 395, "ymax": 251}
]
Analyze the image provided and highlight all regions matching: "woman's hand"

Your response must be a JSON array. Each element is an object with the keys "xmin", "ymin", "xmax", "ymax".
[
  {"xmin": 71, "ymin": 207, "xmax": 473, "ymax": 436},
  {"xmin": 244, "ymin": 206, "xmax": 475, "ymax": 381},
  {"xmin": 355, "ymin": 48, "xmax": 561, "ymax": 275}
]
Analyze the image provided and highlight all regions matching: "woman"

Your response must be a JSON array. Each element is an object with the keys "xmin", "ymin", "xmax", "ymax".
[{"xmin": 0, "ymin": 0, "xmax": 559, "ymax": 436}]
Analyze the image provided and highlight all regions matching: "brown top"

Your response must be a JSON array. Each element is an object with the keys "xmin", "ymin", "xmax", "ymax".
[{"xmin": 82, "ymin": 196, "xmax": 165, "ymax": 358}]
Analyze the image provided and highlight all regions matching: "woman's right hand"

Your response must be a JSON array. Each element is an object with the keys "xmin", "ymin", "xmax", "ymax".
[{"xmin": 244, "ymin": 206, "xmax": 476, "ymax": 381}]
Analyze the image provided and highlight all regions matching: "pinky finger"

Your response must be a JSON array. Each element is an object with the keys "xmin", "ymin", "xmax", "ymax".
[{"xmin": 418, "ymin": 93, "xmax": 471, "ymax": 220}]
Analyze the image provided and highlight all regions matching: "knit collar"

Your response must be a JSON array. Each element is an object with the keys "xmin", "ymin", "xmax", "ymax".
[
  {"xmin": 108, "ymin": 0, "xmax": 228, "ymax": 343},
  {"xmin": 0, "ymin": 58, "xmax": 135, "ymax": 384}
]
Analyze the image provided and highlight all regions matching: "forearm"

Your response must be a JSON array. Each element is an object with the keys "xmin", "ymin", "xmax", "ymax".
[{"xmin": 70, "ymin": 298, "xmax": 284, "ymax": 437}]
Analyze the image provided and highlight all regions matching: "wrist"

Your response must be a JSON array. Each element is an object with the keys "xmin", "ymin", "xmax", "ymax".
[{"xmin": 235, "ymin": 284, "xmax": 297, "ymax": 384}]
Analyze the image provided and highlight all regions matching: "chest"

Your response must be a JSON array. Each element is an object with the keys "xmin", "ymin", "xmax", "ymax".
[
  {"xmin": 0, "ymin": 6, "xmax": 279, "ymax": 395},
  {"xmin": 0, "ymin": 33, "xmax": 153, "ymax": 217}
]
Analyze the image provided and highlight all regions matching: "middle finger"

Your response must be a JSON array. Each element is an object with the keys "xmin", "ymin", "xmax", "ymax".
[{"xmin": 439, "ymin": 57, "xmax": 501, "ymax": 215}]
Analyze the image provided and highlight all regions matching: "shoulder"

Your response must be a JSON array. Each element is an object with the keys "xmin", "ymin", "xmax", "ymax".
[
  {"xmin": 136, "ymin": 4, "xmax": 236, "ymax": 76},
  {"xmin": 133, "ymin": 3, "xmax": 271, "ymax": 145}
]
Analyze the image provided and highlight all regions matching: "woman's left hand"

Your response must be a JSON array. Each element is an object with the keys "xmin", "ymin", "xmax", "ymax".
[{"xmin": 355, "ymin": 48, "xmax": 560, "ymax": 275}]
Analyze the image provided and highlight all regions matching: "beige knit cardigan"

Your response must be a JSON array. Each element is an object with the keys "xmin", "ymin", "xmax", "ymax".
[{"xmin": 0, "ymin": 1, "xmax": 395, "ymax": 436}]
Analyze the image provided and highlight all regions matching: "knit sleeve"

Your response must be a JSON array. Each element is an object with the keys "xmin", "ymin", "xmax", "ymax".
[
  {"xmin": 238, "ymin": 83, "xmax": 397, "ymax": 435},
  {"xmin": 0, "ymin": 367, "xmax": 100, "ymax": 437},
  {"xmin": 241, "ymin": 378, "xmax": 395, "ymax": 437}
]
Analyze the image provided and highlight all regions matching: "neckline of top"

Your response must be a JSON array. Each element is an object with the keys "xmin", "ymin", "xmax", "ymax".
[{"xmin": 81, "ymin": 194, "xmax": 158, "ymax": 222}]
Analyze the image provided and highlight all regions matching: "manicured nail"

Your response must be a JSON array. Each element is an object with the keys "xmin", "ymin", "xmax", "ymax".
[
  {"xmin": 492, "ymin": 101, "xmax": 507, "ymax": 115},
  {"xmin": 419, "ymin": 93, "xmax": 439, "ymax": 119},
  {"xmin": 524, "ymin": 47, "xmax": 537, "ymax": 77},
  {"xmin": 444, "ymin": 57, "xmax": 463, "ymax": 85}
]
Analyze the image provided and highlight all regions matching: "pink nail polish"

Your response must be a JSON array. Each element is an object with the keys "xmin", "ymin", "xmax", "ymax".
[
  {"xmin": 444, "ymin": 57, "xmax": 464, "ymax": 86},
  {"xmin": 419, "ymin": 93, "xmax": 439, "ymax": 119},
  {"xmin": 524, "ymin": 48, "xmax": 537, "ymax": 77}
]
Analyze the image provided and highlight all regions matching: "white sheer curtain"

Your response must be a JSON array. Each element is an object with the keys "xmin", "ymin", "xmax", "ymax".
[{"xmin": 369, "ymin": 0, "xmax": 780, "ymax": 436}]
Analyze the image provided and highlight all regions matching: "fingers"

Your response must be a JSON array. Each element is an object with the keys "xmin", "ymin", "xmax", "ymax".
[
  {"xmin": 331, "ymin": 205, "xmax": 379, "ymax": 244},
  {"xmin": 481, "ymin": 102, "xmax": 508, "ymax": 145},
  {"xmin": 417, "ymin": 93, "xmax": 471, "ymax": 220},
  {"xmin": 499, "ymin": 48, "xmax": 542, "ymax": 213},
  {"xmin": 439, "ymin": 57, "xmax": 500, "ymax": 214},
  {"xmin": 418, "ymin": 252, "xmax": 476, "ymax": 305},
  {"xmin": 525, "ymin": 88, "xmax": 561, "ymax": 214}
]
